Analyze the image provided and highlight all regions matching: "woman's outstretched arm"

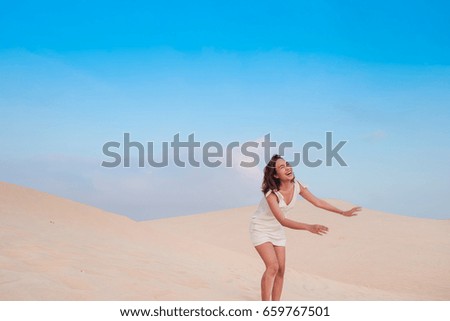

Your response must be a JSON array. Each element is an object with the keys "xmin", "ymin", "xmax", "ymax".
[
  {"xmin": 266, "ymin": 193, "xmax": 328, "ymax": 235},
  {"xmin": 298, "ymin": 182, "xmax": 361, "ymax": 217}
]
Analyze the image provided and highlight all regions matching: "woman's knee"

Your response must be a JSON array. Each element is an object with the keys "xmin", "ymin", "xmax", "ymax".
[
  {"xmin": 265, "ymin": 262, "xmax": 279, "ymax": 276},
  {"xmin": 277, "ymin": 265, "xmax": 285, "ymax": 277}
]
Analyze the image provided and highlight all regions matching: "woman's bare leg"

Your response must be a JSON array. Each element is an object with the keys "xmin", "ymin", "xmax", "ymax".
[
  {"xmin": 255, "ymin": 242, "xmax": 280, "ymax": 301},
  {"xmin": 271, "ymin": 246, "xmax": 286, "ymax": 301}
]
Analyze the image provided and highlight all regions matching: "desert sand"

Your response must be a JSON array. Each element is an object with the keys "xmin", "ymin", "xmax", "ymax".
[{"xmin": 1, "ymin": 181, "xmax": 449, "ymax": 300}]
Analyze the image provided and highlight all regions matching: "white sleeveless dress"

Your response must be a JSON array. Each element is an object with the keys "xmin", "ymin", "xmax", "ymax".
[{"xmin": 249, "ymin": 180, "xmax": 305, "ymax": 247}]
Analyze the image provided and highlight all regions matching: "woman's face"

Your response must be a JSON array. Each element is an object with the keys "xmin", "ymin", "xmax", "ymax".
[{"xmin": 274, "ymin": 158, "xmax": 293, "ymax": 181}]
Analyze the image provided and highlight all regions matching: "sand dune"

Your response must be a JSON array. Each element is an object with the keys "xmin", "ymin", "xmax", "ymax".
[{"xmin": 1, "ymin": 181, "xmax": 449, "ymax": 300}]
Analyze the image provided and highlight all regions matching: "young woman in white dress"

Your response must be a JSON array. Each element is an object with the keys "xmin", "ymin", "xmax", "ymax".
[{"xmin": 249, "ymin": 154, "xmax": 361, "ymax": 300}]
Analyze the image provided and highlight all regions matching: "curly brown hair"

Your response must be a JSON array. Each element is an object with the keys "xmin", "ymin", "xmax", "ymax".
[{"xmin": 261, "ymin": 154, "xmax": 295, "ymax": 194}]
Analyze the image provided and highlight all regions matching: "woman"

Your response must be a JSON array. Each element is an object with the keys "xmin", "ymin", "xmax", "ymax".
[{"xmin": 249, "ymin": 154, "xmax": 361, "ymax": 301}]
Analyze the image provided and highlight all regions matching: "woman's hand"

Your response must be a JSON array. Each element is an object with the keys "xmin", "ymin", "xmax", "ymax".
[
  {"xmin": 307, "ymin": 224, "xmax": 329, "ymax": 236},
  {"xmin": 341, "ymin": 206, "xmax": 361, "ymax": 217}
]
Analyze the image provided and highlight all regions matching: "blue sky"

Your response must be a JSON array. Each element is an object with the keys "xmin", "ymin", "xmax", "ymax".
[{"xmin": 1, "ymin": 1, "xmax": 449, "ymax": 220}]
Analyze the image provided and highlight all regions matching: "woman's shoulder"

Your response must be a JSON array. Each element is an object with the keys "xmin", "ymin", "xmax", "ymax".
[
  {"xmin": 265, "ymin": 189, "xmax": 281, "ymax": 201},
  {"xmin": 295, "ymin": 179, "xmax": 308, "ymax": 192}
]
